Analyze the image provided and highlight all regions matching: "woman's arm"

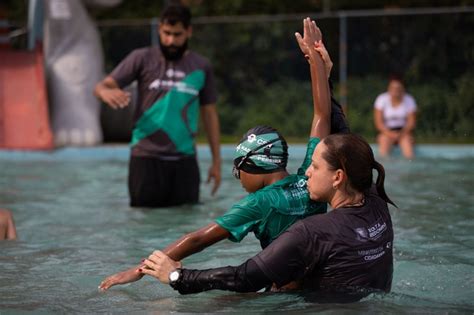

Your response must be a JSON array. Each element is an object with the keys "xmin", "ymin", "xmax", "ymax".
[
  {"xmin": 402, "ymin": 111, "xmax": 416, "ymax": 134},
  {"xmin": 374, "ymin": 108, "xmax": 390, "ymax": 134}
]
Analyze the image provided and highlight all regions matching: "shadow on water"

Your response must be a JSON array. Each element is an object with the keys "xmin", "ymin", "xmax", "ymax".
[{"xmin": 0, "ymin": 144, "xmax": 473, "ymax": 313}]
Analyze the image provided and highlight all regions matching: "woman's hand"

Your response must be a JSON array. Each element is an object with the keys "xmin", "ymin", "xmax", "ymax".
[
  {"xmin": 141, "ymin": 250, "xmax": 182, "ymax": 284},
  {"xmin": 295, "ymin": 17, "xmax": 322, "ymax": 60}
]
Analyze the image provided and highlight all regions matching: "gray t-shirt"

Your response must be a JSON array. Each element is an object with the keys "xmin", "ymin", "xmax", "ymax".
[{"xmin": 110, "ymin": 47, "xmax": 217, "ymax": 159}]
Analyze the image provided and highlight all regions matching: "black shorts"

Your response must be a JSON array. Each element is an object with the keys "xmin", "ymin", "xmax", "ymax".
[{"xmin": 128, "ymin": 156, "xmax": 200, "ymax": 207}]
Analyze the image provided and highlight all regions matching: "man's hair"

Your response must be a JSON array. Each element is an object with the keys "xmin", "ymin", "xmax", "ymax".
[{"xmin": 160, "ymin": 3, "xmax": 192, "ymax": 28}]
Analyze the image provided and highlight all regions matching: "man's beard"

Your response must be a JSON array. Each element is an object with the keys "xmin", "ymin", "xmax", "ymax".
[{"xmin": 159, "ymin": 39, "xmax": 188, "ymax": 61}]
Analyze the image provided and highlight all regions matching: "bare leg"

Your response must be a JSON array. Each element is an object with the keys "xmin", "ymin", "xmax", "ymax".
[
  {"xmin": 377, "ymin": 133, "xmax": 395, "ymax": 157},
  {"xmin": 399, "ymin": 133, "xmax": 415, "ymax": 159},
  {"xmin": 0, "ymin": 209, "xmax": 17, "ymax": 240}
]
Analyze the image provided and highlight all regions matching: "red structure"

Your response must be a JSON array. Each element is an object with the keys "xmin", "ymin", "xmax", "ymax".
[{"xmin": 0, "ymin": 44, "xmax": 53, "ymax": 150}]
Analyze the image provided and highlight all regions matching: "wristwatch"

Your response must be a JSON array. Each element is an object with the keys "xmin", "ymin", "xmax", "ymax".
[{"xmin": 169, "ymin": 269, "xmax": 182, "ymax": 288}]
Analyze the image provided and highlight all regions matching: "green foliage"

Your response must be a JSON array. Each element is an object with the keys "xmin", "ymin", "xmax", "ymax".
[
  {"xmin": 235, "ymin": 79, "xmax": 313, "ymax": 137},
  {"xmin": 341, "ymin": 75, "xmax": 386, "ymax": 138},
  {"xmin": 446, "ymin": 73, "xmax": 474, "ymax": 139}
]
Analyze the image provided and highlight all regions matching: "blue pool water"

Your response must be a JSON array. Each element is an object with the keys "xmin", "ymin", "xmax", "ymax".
[{"xmin": 0, "ymin": 144, "xmax": 473, "ymax": 314}]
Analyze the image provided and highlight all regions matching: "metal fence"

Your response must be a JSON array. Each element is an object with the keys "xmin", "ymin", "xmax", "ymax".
[{"xmin": 97, "ymin": 6, "xmax": 474, "ymax": 140}]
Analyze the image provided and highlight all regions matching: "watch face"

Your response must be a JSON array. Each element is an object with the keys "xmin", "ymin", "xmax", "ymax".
[{"xmin": 169, "ymin": 270, "xmax": 180, "ymax": 282}]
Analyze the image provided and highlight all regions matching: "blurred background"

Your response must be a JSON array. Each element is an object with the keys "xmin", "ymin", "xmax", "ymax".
[{"xmin": 2, "ymin": 0, "xmax": 474, "ymax": 145}]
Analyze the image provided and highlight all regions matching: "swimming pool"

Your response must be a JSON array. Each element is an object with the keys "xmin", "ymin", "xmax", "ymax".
[{"xmin": 1, "ymin": 144, "xmax": 473, "ymax": 313}]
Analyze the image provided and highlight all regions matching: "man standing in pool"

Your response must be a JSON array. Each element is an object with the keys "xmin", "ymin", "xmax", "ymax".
[
  {"xmin": 94, "ymin": 4, "xmax": 221, "ymax": 207},
  {"xmin": 99, "ymin": 18, "xmax": 348, "ymax": 292}
]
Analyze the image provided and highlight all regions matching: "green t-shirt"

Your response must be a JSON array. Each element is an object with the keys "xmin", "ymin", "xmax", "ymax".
[{"xmin": 215, "ymin": 137, "xmax": 326, "ymax": 248}]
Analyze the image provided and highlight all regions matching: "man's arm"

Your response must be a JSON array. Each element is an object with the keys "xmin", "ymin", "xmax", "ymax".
[
  {"xmin": 94, "ymin": 76, "xmax": 131, "ymax": 109},
  {"xmin": 200, "ymin": 104, "xmax": 221, "ymax": 195}
]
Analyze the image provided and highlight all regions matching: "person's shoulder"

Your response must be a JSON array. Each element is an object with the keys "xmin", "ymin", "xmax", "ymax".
[
  {"xmin": 366, "ymin": 188, "xmax": 389, "ymax": 208},
  {"xmin": 404, "ymin": 93, "xmax": 417, "ymax": 108},
  {"xmin": 374, "ymin": 92, "xmax": 389, "ymax": 107},
  {"xmin": 290, "ymin": 211, "xmax": 335, "ymax": 234},
  {"xmin": 186, "ymin": 50, "xmax": 212, "ymax": 67},
  {"xmin": 251, "ymin": 184, "xmax": 279, "ymax": 203},
  {"xmin": 232, "ymin": 190, "xmax": 266, "ymax": 211}
]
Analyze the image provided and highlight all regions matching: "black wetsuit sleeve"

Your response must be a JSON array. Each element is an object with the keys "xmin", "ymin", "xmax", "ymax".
[{"xmin": 171, "ymin": 259, "xmax": 272, "ymax": 295}]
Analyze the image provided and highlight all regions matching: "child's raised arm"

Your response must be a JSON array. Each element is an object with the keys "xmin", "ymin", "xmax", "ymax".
[{"xmin": 295, "ymin": 18, "xmax": 331, "ymax": 140}]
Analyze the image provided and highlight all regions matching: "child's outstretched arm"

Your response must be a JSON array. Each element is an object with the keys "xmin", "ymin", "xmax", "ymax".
[
  {"xmin": 99, "ymin": 223, "xmax": 230, "ymax": 291},
  {"xmin": 295, "ymin": 18, "xmax": 331, "ymax": 139}
]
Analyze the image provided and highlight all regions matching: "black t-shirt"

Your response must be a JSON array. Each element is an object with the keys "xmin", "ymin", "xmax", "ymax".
[
  {"xmin": 252, "ymin": 190, "xmax": 394, "ymax": 292},
  {"xmin": 110, "ymin": 47, "xmax": 217, "ymax": 158}
]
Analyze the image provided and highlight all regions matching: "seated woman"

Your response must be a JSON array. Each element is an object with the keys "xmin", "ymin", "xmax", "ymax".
[
  {"xmin": 139, "ymin": 19, "xmax": 396, "ymax": 300},
  {"xmin": 99, "ymin": 18, "xmax": 345, "ymax": 292},
  {"xmin": 374, "ymin": 75, "xmax": 417, "ymax": 159},
  {"xmin": 0, "ymin": 208, "xmax": 17, "ymax": 240}
]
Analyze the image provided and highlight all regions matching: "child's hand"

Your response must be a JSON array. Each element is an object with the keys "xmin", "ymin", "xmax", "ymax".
[
  {"xmin": 98, "ymin": 265, "xmax": 144, "ymax": 291},
  {"xmin": 313, "ymin": 40, "xmax": 333, "ymax": 79},
  {"xmin": 295, "ymin": 18, "xmax": 322, "ymax": 60}
]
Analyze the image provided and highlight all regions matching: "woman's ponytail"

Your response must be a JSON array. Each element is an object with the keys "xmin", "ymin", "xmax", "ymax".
[{"xmin": 373, "ymin": 161, "xmax": 397, "ymax": 207}]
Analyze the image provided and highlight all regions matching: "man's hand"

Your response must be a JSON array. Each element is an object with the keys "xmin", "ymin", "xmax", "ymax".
[
  {"xmin": 295, "ymin": 17, "xmax": 322, "ymax": 59},
  {"xmin": 100, "ymin": 88, "xmax": 131, "ymax": 109},
  {"xmin": 94, "ymin": 76, "xmax": 131, "ymax": 109},
  {"xmin": 98, "ymin": 265, "xmax": 144, "ymax": 291},
  {"xmin": 207, "ymin": 162, "xmax": 221, "ymax": 196},
  {"xmin": 141, "ymin": 250, "xmax": 182, "ymax": 284}
]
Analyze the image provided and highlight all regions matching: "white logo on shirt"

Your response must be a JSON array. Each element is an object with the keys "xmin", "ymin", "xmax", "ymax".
[
  {"xmin": 166, "ymin": 69, "xmax": 185, "ymax": 78},
  {"xmin": 148, "ymin": 79, "xmax": 198, "ymax": 95},
  {"xmin": 297, "ymin": 179, "xmax": 306, "ymax": 188},
  {"xmin": 149, "ymin": 79, "xmax": 161, "ymax": 90}
]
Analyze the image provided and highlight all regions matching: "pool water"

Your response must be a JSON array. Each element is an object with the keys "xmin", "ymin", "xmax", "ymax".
[{"xmin": 1, "ymin": 144, "xmax": 473, "ymax": 314}]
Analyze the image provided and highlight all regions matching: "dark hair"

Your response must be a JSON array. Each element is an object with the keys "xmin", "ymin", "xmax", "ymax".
[
  {"xmin": 388, "ymin": 73, "xmax": 404, "ymax": 85},
  {"xmin": 322, "ymin": 133, "xmax": 396, "ymax": 207},
  {"xmin": 160, "ymin": 4, "xmax": 191, "ymax": 28}
]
